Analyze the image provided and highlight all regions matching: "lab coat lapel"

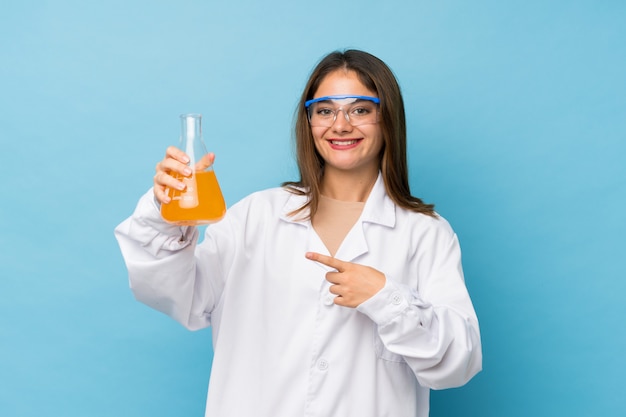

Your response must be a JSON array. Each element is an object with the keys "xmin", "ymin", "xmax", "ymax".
[
  {"xmin": 278, "ymin": 191, "xmax": 333, "ymax": 299},
  {"xmin": 278, "ymin": 174, "xmax": 396, "ymax": 265},
  {"xmin": 279, "ymin": 188, "xmax": 330, "ymax": 262},
  {"xmin": 335, "ymin": 173, "xmax": 396, "ymax": 263},
  {"xmin": 335, "ymin": 221, "xmax": 368, "ymax": 262}
]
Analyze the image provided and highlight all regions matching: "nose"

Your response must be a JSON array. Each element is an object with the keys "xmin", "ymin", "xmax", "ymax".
[{"xmin": 331, "ymin": 108, "xmax": 352, "ymax": 131}]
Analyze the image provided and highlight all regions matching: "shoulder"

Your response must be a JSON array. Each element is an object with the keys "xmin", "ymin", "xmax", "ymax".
[
  {"xmin": 235, "ymin": 186, "xmax": 293, "ymax": 207},
  {"xmin": 226, "ymin": 186, "xmax": 301, "ymax": 218},
  {"xmin": 396, "ymin": 206, "xmax": 457, "ymax": 240}
]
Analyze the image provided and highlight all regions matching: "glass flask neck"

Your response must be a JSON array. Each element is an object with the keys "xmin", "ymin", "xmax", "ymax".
[
  {"xmin": 180, "ymin": 113, "xmax": 202, "ymax": 141},
  {"xmin": 179, "ymin": 113, "xmax": 208, "ymax": 171}
]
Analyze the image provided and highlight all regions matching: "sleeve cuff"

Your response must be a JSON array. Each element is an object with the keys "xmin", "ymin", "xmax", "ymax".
[
  {"xmin": 126, "ymin": 188, "xmax": 198, "ymax": 255},
  {"xmin": 357, "ymin": 278, "xmax": 412, "ymax": 325}
]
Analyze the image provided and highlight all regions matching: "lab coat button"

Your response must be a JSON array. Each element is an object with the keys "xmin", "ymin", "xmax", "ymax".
[
  {"xmin": 317, "ymin": 358, "xmax": 329, "ymax": 371},
  {"xmin": 391, "ymin": 292, "xmax": 402, "ymax": 305}
]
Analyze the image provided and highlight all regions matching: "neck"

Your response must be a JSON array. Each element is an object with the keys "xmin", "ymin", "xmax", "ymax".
[{"xmin": 320, "ymin": 167, "xmax": 379, "ymax": 202}]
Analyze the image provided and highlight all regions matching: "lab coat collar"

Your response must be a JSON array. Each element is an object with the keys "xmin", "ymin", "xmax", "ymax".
[
  {"xmin": 360, "ymin": 172, "xmax": 396, "ymax": 229},
  {"xmin": 279, "ymin": 172, "xmax": 396, "ymax": 229}
]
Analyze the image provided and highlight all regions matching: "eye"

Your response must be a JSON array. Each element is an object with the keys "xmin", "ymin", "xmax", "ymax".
[
  {"xmin": 315, "ymin": 107, "xmax": 335, "ymax": 117},
  {"xmin": 350, "ymin": 105, "xmax": 373, "ymax": 116}
]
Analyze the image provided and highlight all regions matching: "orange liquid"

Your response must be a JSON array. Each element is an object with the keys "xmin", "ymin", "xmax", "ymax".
[{"xmin": 161, "ymin": 170, "xmax": 226, "ymax": 225}]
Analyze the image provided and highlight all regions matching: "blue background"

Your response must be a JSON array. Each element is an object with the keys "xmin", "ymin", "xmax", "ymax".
[{"xmin": 1, "ymin": 1, "xmax": 625, "ymax": 416}]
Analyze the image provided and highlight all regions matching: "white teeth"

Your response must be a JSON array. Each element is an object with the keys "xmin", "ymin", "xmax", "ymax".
[{"xmin": 330, "ymin": 140, "xmax": 358, "ymax": 145}]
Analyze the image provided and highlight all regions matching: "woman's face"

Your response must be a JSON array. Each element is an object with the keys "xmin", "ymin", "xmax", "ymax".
[{"xmin": 310, "ymin": 69, "xmax": 384, "ymax": 178}]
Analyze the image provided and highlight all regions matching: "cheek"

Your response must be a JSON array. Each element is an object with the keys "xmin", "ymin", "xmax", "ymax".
[
  {"xmin": 311, "ymin": 128, "xmax": 328, "ymax": 148},
  {"xmin": 365, "ymin": 126, "xmax": 384, "ymax": 149},
  {"xmin": 375, "ymin": 134, "xmax": 385, "ymax": 152},
  {"xmin": 311, "ymin": 126, "xmax": 326, "ymax": 140}
]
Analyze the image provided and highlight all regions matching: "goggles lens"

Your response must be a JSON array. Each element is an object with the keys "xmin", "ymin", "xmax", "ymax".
[{"xmin": 305, "ymin": 95, "xmax": 380, "ymax": 127}]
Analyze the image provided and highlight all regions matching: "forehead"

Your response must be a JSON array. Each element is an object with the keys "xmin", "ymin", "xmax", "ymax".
[{"xmin": 313, "ymin": 69, "xmax": 376, "ymax": 99}]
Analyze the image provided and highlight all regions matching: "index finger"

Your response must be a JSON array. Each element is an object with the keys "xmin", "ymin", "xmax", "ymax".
[
  {"xmin": 165, "ymin": 146, "xmax": 190, "ymax": 164},
  {"xmin": 305, "ymin": 252, "xmax": 346, "ymax": 272}
]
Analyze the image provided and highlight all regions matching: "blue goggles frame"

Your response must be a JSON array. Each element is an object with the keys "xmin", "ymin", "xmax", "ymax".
[{"xmin": 304, "ymin": 95, "xmax": 380, "ymax": 108}]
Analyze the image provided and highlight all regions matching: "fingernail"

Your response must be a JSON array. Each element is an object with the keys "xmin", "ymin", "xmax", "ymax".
[{"xmin": 183, "ymin": 168, "xmax": 192, "ymax": 176}]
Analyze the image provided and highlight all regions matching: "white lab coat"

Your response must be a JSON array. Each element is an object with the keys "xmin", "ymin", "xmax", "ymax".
[{"xmin": 114, "ymin": 174, "xmax": 482, "ymax": 417}]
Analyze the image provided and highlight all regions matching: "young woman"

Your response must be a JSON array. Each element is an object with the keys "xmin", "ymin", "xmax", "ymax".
[{"xmin": 115, "ymin": 49, "xmax": 482, "ymax": 417}]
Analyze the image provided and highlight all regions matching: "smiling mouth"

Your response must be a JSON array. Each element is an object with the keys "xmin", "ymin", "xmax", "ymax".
[{"xmin": 328, "ymin": 139, "xmax": 361, "ymax": 145}]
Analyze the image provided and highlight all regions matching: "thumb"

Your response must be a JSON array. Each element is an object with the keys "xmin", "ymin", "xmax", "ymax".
[{"xmin": 194, "ymin": 153, "xmax": 215, "ymax": 171}]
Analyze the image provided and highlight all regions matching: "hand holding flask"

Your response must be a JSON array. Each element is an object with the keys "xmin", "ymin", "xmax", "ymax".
[{"xmin": 160, "ymin": 114, "xmax": 226, "ymax": 225}]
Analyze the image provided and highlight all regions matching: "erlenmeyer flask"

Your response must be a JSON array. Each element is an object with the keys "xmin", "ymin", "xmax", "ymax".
[{"xmin": 161, "ymin": 114, "xmax": 226, "ymax": 225}]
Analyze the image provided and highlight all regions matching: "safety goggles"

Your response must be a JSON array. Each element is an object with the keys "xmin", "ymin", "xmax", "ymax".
[{"xmin": 305, "ymin": 95, "xmax": 380, "ymax": 127}]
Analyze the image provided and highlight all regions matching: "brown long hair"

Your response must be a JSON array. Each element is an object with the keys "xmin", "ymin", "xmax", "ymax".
[{"xmin": 283, "ymin": 49, "xmax": 435, "ymax": 218}]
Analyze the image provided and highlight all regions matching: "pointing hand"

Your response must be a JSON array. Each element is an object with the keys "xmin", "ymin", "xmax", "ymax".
[{"xmin": 305, "ymin": 252, "xmax": 386, "ymax": 308}]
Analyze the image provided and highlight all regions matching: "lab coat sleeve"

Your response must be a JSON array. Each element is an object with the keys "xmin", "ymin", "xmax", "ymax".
[
  {"xmin": 114, "ymin": 189, "xmax": 225, "ymax": 330},
  {"xmin": 357, "ymin": 226, "xmax": 482, "ymax": 390}
]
